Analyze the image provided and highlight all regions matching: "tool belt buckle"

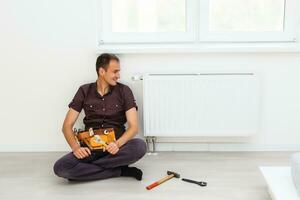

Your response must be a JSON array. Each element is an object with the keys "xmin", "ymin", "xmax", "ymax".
[{"xmin": 75, "ymin": 128, "xmax": 116, "ymax": 150}]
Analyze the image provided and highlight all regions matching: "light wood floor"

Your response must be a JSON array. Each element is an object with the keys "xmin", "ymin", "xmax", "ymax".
[{"xmin": 0, "ymin": 152, "xmax": 295, "ymax": 200}]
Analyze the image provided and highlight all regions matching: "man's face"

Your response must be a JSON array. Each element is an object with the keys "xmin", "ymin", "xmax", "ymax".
[{"xmin": 99, "ymin": 60, "xmax": 120, "ymax": 86}]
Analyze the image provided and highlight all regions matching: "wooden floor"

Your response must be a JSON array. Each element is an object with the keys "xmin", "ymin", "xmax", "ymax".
[{"xmin": 0, "ymin": 152, "xmax": 294, "ymax": 200}]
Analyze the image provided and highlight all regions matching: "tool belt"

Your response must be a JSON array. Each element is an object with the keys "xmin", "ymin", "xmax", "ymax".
[{"xmin": 75, "ymin": 128, "xmax": 116, "ymax": 150}]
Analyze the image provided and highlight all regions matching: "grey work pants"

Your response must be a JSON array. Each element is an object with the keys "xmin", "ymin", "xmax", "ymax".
[{"xmin": 53, "ymin": 138, "xmax": 147, "ymax": 181}]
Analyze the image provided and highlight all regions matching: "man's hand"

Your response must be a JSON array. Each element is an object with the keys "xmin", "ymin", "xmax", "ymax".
[
  {"xmin": 72, "ymin": 147, "xmax": 91, "ymax": 159},
  {"xmin": 106, "ymin": 142, "xmax": 119, "ymax": 155}
]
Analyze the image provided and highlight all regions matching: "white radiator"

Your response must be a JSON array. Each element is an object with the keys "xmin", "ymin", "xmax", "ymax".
[{"xmin": 143, "ymin": 73, "xmax": 260, "ymax": 137}]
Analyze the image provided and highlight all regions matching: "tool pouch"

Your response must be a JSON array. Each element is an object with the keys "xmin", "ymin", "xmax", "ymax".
[{"xmin": 75, "ymin": 128, "xmax": 116, "ymax": 150}]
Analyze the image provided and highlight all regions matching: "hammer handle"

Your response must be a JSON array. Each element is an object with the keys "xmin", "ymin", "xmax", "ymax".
[{"xmin": 146, "ymin": 174, "xmax": 174, "ymax": 190}]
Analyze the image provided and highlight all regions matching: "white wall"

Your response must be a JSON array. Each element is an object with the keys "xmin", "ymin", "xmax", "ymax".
[{"xmin": 1, "ymin": 0, "xmax": 300, "ymax": 152}]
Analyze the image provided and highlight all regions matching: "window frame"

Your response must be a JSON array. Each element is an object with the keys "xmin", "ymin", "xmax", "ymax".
[
  {"xmin": 96, "ymin": 0, "xmax": 299, "ymax": 53},
  {"xmin": 98, "ymin": 0, "xmax": 197, "ymax": 43}
]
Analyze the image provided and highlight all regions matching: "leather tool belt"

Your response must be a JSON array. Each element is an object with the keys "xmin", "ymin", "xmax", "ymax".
[{"xmin": 75, "ymin": 128, "xmax": 116, "ymax": 150}]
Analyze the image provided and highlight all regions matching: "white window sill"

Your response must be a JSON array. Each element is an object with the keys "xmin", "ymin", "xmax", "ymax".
[{"xmin": 96, "ymin": 42, "xmax": 300, "ymax": 54}]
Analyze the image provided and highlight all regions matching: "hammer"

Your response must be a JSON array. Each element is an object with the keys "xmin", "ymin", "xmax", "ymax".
[{"xmin": 146, "ymin": 171, "xmax": 180, "ymax": 190}]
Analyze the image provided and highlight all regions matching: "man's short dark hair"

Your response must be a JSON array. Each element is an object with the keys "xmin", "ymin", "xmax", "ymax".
[{"xmin": 96, "ymin": 53, "xmax": 119, "ymax": 75}]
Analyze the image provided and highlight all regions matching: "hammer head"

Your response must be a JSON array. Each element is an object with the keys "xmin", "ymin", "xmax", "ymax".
[{"xmin": 167, "ymin": 171, "xmax": 180, "ymax": 178}]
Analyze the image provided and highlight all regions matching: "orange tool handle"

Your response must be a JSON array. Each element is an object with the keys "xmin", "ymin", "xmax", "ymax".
[
  {"xmin": 146, "ymin": 174, "xmax": 174, "ymax": 190},
  {"xmin": 146, "ymin": 182, "xmax": 159, "ymax": 190}
]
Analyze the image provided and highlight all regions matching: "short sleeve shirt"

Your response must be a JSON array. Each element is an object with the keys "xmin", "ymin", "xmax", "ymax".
[{"xmin": 68, "ymin": 81, "xmax": 138, "ymax": 139}]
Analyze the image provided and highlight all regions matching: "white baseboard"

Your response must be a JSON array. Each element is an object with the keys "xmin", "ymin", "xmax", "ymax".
[
  {"xmin": 0, "ymin": 144, "xmax": 70, "ymax": 152},
  {"xmin": 154, "ymin": 143, "xmax": 300, "ymax": 152},
  {"xmin": 0, "ymin": 143, "xmax": 300, "ymax": 152}
]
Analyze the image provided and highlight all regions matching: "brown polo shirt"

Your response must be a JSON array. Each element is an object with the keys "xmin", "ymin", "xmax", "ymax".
[{"xmin": 68, "ymin": 81, "xmax": 138, "ymax": 139}]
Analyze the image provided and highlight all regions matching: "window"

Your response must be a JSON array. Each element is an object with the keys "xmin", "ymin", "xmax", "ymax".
[
  {"xmin": 199, "ymin": 0, "xmax": 295, "ymax": 42},
  {"xmin": 111, "ymin": 0, "xmax": 186, "ymax": 32},
  {"xmin": 210, "ymin": 0, "xmax": 285, "ymax": 32},
  {"xmin": 97, "ymin": 0, "xmax": 298, "ymax": 51},
  {"xmin": 99, "ymin": 0, "xmax": 195, "ymax": 43}
]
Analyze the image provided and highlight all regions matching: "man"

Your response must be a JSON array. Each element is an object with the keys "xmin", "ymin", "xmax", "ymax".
[{"xmin": 53, "ymin": 53, "xmax": 147, "ymax": 181}]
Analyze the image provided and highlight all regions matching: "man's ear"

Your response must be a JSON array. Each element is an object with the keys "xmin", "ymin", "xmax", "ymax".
[{"xmin": 99, "ymin": 67, "xmax": 105, "ymax": 76}]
